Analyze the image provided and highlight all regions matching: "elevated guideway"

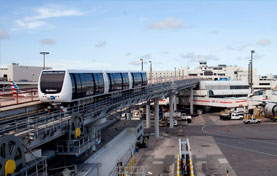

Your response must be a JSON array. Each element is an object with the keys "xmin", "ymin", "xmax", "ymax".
[{"xmin": 0, "ymin": 78, "xmax": 199, "ymax": 176}]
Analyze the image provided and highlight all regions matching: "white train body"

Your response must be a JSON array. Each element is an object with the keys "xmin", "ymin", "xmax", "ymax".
[{"xmin": 38, "ymin": 69, "xmax": 147, "ymax": 103}]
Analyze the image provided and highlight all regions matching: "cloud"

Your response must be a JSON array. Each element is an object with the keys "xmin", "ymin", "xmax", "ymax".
[
  {"xmin": 180, "ymin": 52, "xmax": 219, "ymax": 62},
  {"xmin": 140, "ymin": 54, "xmax": 151, "ymax": 61},
  {"xmin": 209, "ymin": 30, "xmax": 219, "ymax": 35},
  {"xmin": 128, "ymin": 54, "xmax": 151, "ymax": 66},
  {"xmin": 225, "ymin": 44, "xmax": 253, "ymax": 51},
  {"xmin": 147, "ymin": 17, "xmax": 192, "ymax": 30},
  {"xmin": 237, "ymin": 54, "xmax": 264, "ymax": 60},
  {"xmin": 95, "ymin": 41, "xmax": 106, "ymax": 48},
  {"xmin": 13, "ymin": 6, "xmax": 84, "ymax": 30},
  {"xmin": 14, "ymin": 20, "xmax": 54, "ymax": 30},
  {"xmin": 139, "ymin": 17, "xmax": 148, "ymax": 22},
  {"xmin": 226, "ymin": 39, "xmax": 271, "ymax": 51},
  {"xmin": 24, "ymin": 7, "xmax": 83, "ymax": 21},
  {"xmin": 161, "ymin": 51, "xmax": 170, "ymax": 54},
  {"xmin": 40, "ymin": 38, "xmax": 56, "ymax": 45},
  {"xmin": 0, "ymin": 29, "xmax": 9, "ymax": 39},
  {"xmin": 256, "ymin": 39, "xmax": 271, "ymax": 46},
  {"xmin": 125, "ymin": 52, "xmax": 132, "ymax": 56}
]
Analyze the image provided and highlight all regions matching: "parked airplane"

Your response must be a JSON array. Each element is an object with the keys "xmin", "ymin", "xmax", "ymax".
[{"xmin": 10, "ymin": 81, "xmax": 28, "ymax": 97}]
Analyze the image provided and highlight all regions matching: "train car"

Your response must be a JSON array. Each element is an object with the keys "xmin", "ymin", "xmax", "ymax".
[{"xmin": 38, "ymin": 69, "xmax": 147, "ymax": 104}]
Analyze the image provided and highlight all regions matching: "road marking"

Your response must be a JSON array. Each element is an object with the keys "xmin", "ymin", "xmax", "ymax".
[
  {"xmin": 170, "ymin": 162, "xmax": 175, "ymax": 176},
  {"xmin": 218, "ymin": 158, "xmax": 228, "ymax": 164},
  {"xmin": 202, "ymin": 120, "xmax": 277, "ymax": 147},
  {"xmin": 217, "ymin": 142, "xmax": 277, "ymax": 157},
  {"xmin": 236, "ymin": 141, "xmax": 247, "ymax": 145},
  {"xmin": 259, "ymin": 145, "xmax": 277, "ymax": 151},
  {"xmin": 152, "ymin": 161, "xmax": 164, "ymax": 164}
]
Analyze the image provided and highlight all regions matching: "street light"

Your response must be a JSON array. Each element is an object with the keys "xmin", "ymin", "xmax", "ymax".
[
  {"xmin": 149, "ymin": 61, "xmax": 152, "ymax": 80},
  {"xmin": 250, "ymin": 50, "xmax": 255, "ymax": 93},
  {"xmin": 174, "ymin": 67, "xmax": 177, "ymax": 77},
  {"xmin": 140, "ymin": 58, "xmax": 143, "ymax": 71},
  {"xmin": 40, "ymin": 52, "xmax": 49, "ymax": 70}
]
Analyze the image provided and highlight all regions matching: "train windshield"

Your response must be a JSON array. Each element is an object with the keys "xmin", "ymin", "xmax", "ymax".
[{"xmin": 40, "ymin": 71, "xmax": 65, "ymax": 94}]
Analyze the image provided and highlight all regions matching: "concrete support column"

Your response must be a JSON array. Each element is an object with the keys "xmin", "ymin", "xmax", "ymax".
[
  {"xmin": 154, "ymin": 98, "xmax": 160, "ymax": 138},
  {"xmin": 127, "ymin": 111, "xmax": 132, "ymax": 120},
  {"xmin": 146, "ymin": 102, "xmax": 151, "ymax": 128},
  {"xmin": 190, "ymin": 87, "xmax": 194, "ymax": 115},
  {"xmin": 169, "ymin": 95, "xmax": 174, "ymax": 128},
  {"xmin": 173, "ymin": 95, "xmax": 177, "ymax": 111}
]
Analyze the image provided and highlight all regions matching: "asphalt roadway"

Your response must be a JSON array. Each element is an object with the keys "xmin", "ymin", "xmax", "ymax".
[{"xmin": 136, "ymin": 113, "xmax": 277, "ymax": 176}]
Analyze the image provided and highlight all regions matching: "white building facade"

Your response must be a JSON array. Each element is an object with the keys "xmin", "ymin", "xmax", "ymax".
[
  {"xmin": 0, "ymin": 63, "xmax": 51, "ymax": 82},
  {"xmin": 147, "ymin": 61, "xmax": 277, "ymax": 90}
]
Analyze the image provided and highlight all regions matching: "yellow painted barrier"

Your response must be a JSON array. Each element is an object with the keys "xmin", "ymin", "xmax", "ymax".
[{"xmin": 177, "ymin": 154, "xmax": 180, "ymax": 176}]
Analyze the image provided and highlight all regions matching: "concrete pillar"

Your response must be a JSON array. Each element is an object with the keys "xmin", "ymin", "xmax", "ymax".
[
  {"xmin": 154, "ymin": 98, "xmax": 160, "ymax": 138},
  {"xmin": 169, "ymin": 95, "xmax": 174, "ymax": 128},
  {"xmin": 127, "ymin": 111, "xmax": 132, "ymax": 120},
  {"xmin": 190, "ymin": 87, "xmax": 194, "ymax": 115},
  {"xmin": 146, "ymin": 103, "xmax": 151, "ymax": 128},
  {"xmin": 173, "ymin": 95, "xmax": 177, "ymax": 111}
]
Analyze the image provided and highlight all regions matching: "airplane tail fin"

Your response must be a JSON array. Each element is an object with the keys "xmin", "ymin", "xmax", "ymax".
[{"xmin": 10, "ymin": 81, "xmax": 22, "ymax": 96}]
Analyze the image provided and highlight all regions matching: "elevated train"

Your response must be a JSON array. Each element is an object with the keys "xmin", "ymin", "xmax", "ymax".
[{"xmin": 38, "ymin": 69, "xmax": 147, "ymax": 105}]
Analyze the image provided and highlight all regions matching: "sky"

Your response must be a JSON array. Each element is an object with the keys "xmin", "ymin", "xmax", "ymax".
[{"xmin": 0, "ymin": 0, "xmax": 276, "ymax": 75}]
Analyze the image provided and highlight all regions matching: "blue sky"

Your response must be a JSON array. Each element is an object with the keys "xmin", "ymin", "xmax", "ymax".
[{"xmin": 0, "ymin": 0, "xmax": 276, "ymax": 75}]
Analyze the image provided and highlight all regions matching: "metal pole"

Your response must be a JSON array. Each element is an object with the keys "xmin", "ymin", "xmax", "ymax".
[
  {"xmin": 43, "ymin": 54, "xmax": 45, "ymax": 70},
  {"xmin": 250, "ymin": 50, "xmax": 255, "ymax": 93},
  {"xmin": 149, "ymin": 61, "xmax": 152, "ymax": 81},
  {"xmin": 0, "ymin": 40, "xmax": 1, "ymax": 70},
  {"xmin": 40, "ymin": 52, "xmax": 49, "ymax": 70},
  {"xmin": 169, "ymin": 95, "xmax": 174, "ymax": 128},
  {"xmin": 190, "ymin": 87, "xmax": 194, "ymax": 114},
  {"xmin": 146, "ymin": 102, "xmax": 150, "ymax": 128},
  {"xmin": 174, "ymin": 67, "xmax": 176, "ymax": 77},
  {"xmin": 140, "ymin": 59, "xmax": 143, "ymax": 71},
  {"xmin": 154, "ymin": 98, "xmax": 160, "ymax": 138}
]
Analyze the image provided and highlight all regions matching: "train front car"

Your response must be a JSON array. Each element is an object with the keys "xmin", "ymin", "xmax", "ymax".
[{"xmin": 38, "ymin": 70, "xmax": 72, "ymax": 103}]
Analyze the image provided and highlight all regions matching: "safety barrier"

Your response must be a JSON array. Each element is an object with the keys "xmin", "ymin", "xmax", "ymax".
[
  {"xmin": 178, "ymin": 138, "xmax": 194, "ymax": 176},
  {"xmin": 0, "ymin": 88, "xmax": 39, "ymax": 108}
]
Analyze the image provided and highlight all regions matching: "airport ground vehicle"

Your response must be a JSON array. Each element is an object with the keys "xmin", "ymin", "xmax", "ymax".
[
  {"xmin": 180, "ymin": 113, "xmax": 192, "ymax": 123},
  {"xmin": 38, "ymin": 70, "xmax": 147, "ymax": 104},
  {"xmin": 243, "ymin": 118, "xmax": 261, "ymax": 124},
  {"xmin": 230, "ymin": 112, "xmax": 244, "ymax": 120},
  {"xmin": 219, "ymin": 109, "xmax": 231, "ymax": 120}
]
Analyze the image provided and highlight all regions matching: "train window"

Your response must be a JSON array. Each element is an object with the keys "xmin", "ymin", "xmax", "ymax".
[
  {"xmin": 141, "ymin": 72, "xmax": 147, "ymax": 86},
  {"xmin": 69, "ymin": 73, "xmax": 77, "ymax": 99},
  {"xmin": 80, "ymin": 73, "xmax": 94, "ymax": 96},
  {"xmin": 40, "ymin": 71, "xmax": 65, "ymax": 94},
  {"xmin": 122, "ymin": 73, "xmax": 129, "ymax": 90},
  {"xmin": 93, "ymin": 73, "xmax": 104, "ymax": 94},
  {"xmin": 131, "ymin": 72, "xmax": 142, "ymax": 88},
  {"xmin": 74, "ymin": 73, "xmax": 83, "ymax": 98},
  {"xmin": 108, "ymin": 73, "xmax": 123, "ymax": 92}
]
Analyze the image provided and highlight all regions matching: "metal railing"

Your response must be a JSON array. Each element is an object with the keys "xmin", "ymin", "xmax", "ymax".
[
  {"xmin": 0, "ymin": 79, "xmax": 199, "ymax": 149},
  {"xmin": 0, "ymin": 88, "xmax": 39, "ymax": 108},
  {"xmin": 56, "ymin": 130, "xmax": 101, "ymax": 156},
  {"xmin": 16, "ymin": 156, "xmax": 47, "ymax": 176}
]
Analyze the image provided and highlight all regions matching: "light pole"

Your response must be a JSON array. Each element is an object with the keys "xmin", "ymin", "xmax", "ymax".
[
  {"xmin": 149, "ymin": 61, "xmax": 152, "ymax": 80},
  {"xmin": 40, "ymin": 52, "xmax": 49, "ymax": 70},
  {"xmin": 140, "ymin": 58, "xmax": 143, "ymax": 71},
  {"xmin": 174, "ymin": 67, "xmax": 176, "ymax": 77},
  {"xmin": 250, "ymin": 50, "xmax": 255, "ymax": 93}
]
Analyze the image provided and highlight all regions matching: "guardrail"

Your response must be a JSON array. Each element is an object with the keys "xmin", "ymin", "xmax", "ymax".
[
  {"xmin": 0, "ymin": 78, "xmax": 199, "ymax": 151},
  {"xmin": 0, "ymin": 88, "xmax": 39, "ymax": 108}
]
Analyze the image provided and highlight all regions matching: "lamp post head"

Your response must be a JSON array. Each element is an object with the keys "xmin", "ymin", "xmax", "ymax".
[
  {"xmin": 251, "ymin": 50, "xmax": 255, "ymax": 54},
  {"xmin": 40, "ymin": 52, "xmax": 49, "ymax": 55}
]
